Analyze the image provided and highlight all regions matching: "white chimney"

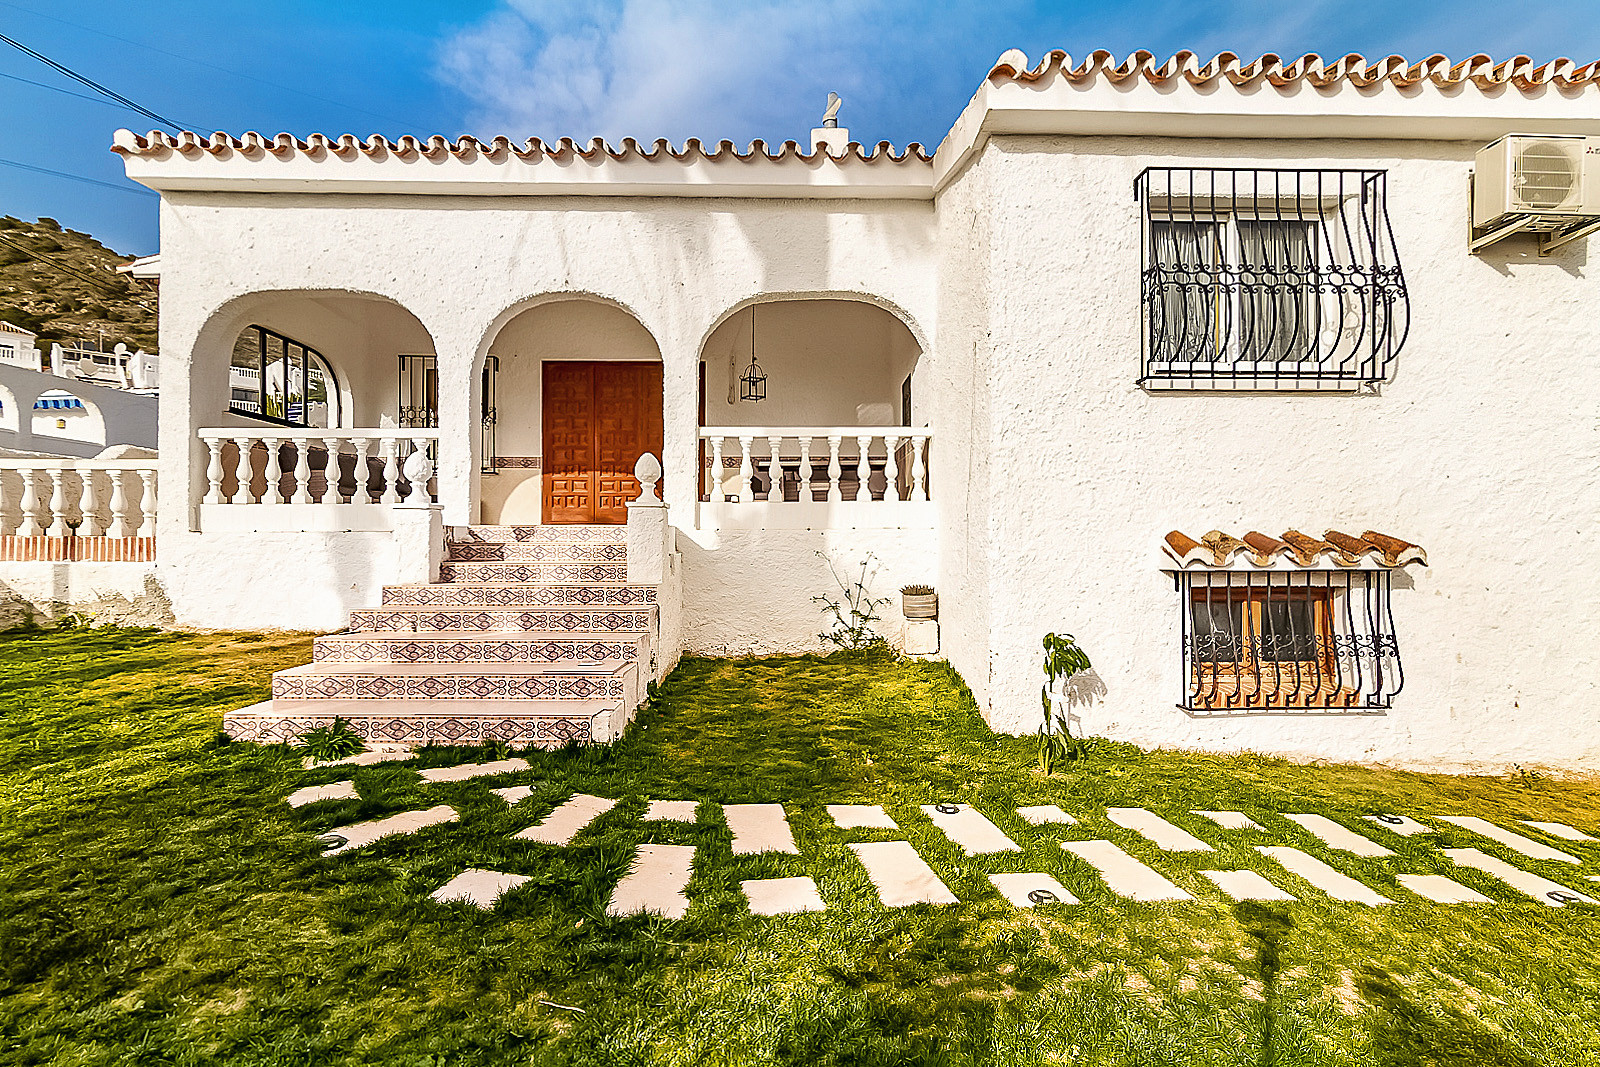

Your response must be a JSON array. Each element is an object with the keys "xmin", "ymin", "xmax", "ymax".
[{"xmin": 810, "ymin": 92, "xmax": 849, "ymax": 156}]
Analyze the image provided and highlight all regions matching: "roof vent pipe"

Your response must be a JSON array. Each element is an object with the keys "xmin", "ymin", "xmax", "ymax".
[{"xmin": 811, "ymin": 92, "xmax": 849, "ymax": 156}]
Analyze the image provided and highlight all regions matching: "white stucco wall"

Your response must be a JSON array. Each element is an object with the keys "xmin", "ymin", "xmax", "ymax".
[{"xmin": 951, "ymin": 134, "xmax": 1600, "ymax": 771}]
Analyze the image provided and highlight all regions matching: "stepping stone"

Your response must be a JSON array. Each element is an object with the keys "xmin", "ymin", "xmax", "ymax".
[
  {"xmin": 1433, "ymin": 816, "xmax": 1581, "ymax": 864},
  {"xmin": 1193, "ymin": 810, "xmax": 1262, "ymax": 831},
  {"xmin": 492, "ymin": 785, "xmax": 534, "ymax": 805},
  {"xmin": 921, "ymin": 804, "xmax": 1020, "ymax": 854},
  {"xmin": 514, "ymin": 794, "xmax": 617, "ymax": 845},
  {"xmin": 643, "ymin": 800, "xmax": 701, "ymax": 822},
  {"xmin": 418, "ymin": 758, "xmax": 530, "ymax": 784},
  {"xmin": 303, "ymin": 748, "xmax": 414, "ymax": 769},
  {"xmin": 1105, "ymin": 808, "xmax": 1213, "ymax": 852},
  {"xmin": 1396, "ymin": 874, "xmax": 1494, "ymax": 904},
  {"xmin": 723, "ymin": 804, "xmax": 799, "ymax": 855},
  {"xmin": 988, "ymin": 872, "xmax": 1078, "ymax": 907},
  {"xmin": 1016, "ymin": 804, "xmax": 1076, "ymax": 826},
  {"xmin": 1444, "ymin": 848, "xmax": 1595, "ymax": 907},
  {"xmin": 1061, "ymin": 841, "xmax": 1192, "ymax": 901},
  {"xmin": 319, "ymin": 805, "xmax": 458, "ymax": 856},
  {"xmin": 1522, "ymin": 820, "xmax": 1597, "ymax": 843},
  {"xmin": 1257, "ymin": 846, "xmax": 1391, "ymax": 905},
  {"xmin": 430, "ymin": 868, "xmax": 531, "ymax": 909},
  {"xmin": 1363, "ymin": 813, "xmax": 1434, "ymax": 836},
  {"xmin": 1202, "ymin": 869, "xmax": 1297, "ymax": 902},
  {"xmin": 848, "ymin": 841, "xmax": 959, "ymax": 906},
  {"xmin": 741, "ymin": 876, "xmax": 826, "ymax": 916},
  {"xmin": 607, "ymin": 844, "xmax": 696, "ymax": 919},
  {"xmin": 826, "ymin": 804, "xmax": 898, "ymax": 830},
  {"xmin": 1283, "ymin": 814, "xmax": 1393, "ymax": 857},
  {"xmin": 287, "ymin": 781, "xmax": 357, "ymax": 808}
]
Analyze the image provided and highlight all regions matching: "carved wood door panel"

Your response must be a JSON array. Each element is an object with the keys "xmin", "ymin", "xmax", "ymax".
[{"xmin": 541, "ymin": 361, "xmax": 663, "ymax": 524}]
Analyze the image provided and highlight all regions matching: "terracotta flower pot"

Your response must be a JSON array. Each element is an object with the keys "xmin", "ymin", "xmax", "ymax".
[{"xmin": 902, "ymin": 592, "xmax": 938, "ymax": 619}]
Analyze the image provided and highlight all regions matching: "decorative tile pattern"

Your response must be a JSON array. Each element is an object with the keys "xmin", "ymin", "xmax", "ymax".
[
  {"xmin": 273, "ymin": 671, "xmax": 628, "ymax": 701},
  {"xmin": 348, "ymin": 608, "xmax": 655, "ymax": 633},
  {"xmin": 490, "ymin": 456, "xmax": 542, "ymax": 470},
  {"xmin": 223, "ymin": 710, "xmax": 598, "ymax": 746},
  {"xmin": 438, "ymin": 562, "xmax": 630, "ymax": 583},
  {"xmin": 381, "ymin": 584, "xmax": 656, "ymax": 607},
  {"xmin": 445, "ymin": 541, "xmax": 628, "ymax": 563},
  {"xmin": 313, "ymin": 636, "xmax": 644, "ymax": 664},
  {"xmin": 451, "ymin": 524, "xmax": 624, "ymax": 544}
]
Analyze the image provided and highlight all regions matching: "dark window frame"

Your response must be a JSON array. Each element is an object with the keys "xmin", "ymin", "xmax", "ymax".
[{"xmin": 229, "ymin": 324, "xmax": 340, "ymax": 429}]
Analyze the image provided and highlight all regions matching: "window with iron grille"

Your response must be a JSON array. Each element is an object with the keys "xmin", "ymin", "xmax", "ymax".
[
  {"xmin": 1177, "ymin": 569, "xmax": 1403, "ymax": 712},
  {"xmin": 1136, "ymin": 169, "xmax": 1410, "ymax": 390}
]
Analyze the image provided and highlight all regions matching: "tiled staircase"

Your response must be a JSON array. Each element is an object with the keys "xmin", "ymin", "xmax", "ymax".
[{"xmin": 224, "ymin": 525, "xmax": 659, "ymax": 748}]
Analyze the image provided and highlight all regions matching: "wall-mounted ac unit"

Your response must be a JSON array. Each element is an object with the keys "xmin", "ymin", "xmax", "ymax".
[{"xmin": 1470, "ymin": 135, "xmax": 1600, "ymax": 254}]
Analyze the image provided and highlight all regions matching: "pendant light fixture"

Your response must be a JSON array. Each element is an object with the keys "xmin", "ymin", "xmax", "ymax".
[{"xmin": 740, "ymin": 304, "xmax": 767, "ymax": 403}]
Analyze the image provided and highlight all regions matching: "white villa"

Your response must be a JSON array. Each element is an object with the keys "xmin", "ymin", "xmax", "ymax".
[{"xmin": 6, "ymin": 48, "xmax": 1598, "ymax": 769}]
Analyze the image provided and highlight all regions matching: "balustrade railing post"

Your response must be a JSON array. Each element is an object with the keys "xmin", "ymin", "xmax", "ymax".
[
  {"xmin": 910, "ymin": 434, "xmax": 928, "ymax": 501},
  {"xmin": 290, "ymin": 437, "xmax": 312, "ymax": 504},
  {"xmin": 231, "ymin": 437, "xmax": 253, "ymax": 504},
  {"xmin": 884, "ymin": 434, "xmax": 902, "ymax": 501},
  {"xmin": 77, "ymin": 469, "xmax": 102, "ymax": 536},
  {"xmin": 203, "ymin": 437, "xmax": 224, "ymax": 505},
  {"xmin": 107, "ymin": 470, "xmax": 130, "ymax": 537},
  {"xmin": 854, "ymin": 436, "xmax": 872, "ymax": 502},
  {"xmin": 798, "ymin": 437, "xmax": 814, "ymax": 502},
  {"xmin": 736, "ymin": 436, "xmax": 753, "ymax": 504},
  {"xmin": 316, "ymin": 438, "xmax": 337, "ymax": 503},
  {"xmin": 0, "ymin": 470, "xmax": 13, "ymax": 535},
  {"xmin": 261, "ymin": 438, "xmax": 284, "ymax": 504},
  {"xmin": 765, "ymin": 435, "xmax": 783, "ymax": 502},
  {"xmin": 380, "ymin": 438, "xmax": 401, "ymax": 504},
  {"xmin": 18, "ymin": 469, "xmax": 41, "ymax": 536},
  {"xmin": 137, "ymin": 469, "xmax": 157, "ymax": 535},
  {"xmin": 352, "ymin": 437, "xmax": 372, "ymax": 504},
  {"xmin": 826, "ymin": 436, "xmax": 843, "ymax": 502},
  {"xmin": 709, "ymin": 437, "xmax": 724, "ymax": 501},
  {"xmin": 47, "ymin": 469, "xmax": 70, "ymax": 536}
]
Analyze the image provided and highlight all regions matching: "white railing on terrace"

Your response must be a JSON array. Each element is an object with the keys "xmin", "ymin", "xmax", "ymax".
[
  {"xmin": 197, "ymin": 429, "xmax": 438, "ymax": 532},
  {"xmin": 0, "ymin": 457, "xmax": 157, "ymax": 538},
  {"xmin": 698, "ymin": 427, "xmax": 931, "ymax": 529}
]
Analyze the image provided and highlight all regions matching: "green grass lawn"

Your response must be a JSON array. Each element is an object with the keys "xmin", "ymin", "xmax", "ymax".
[{"xmin": 3, "ymin": 628, "xmax": 1599, "ymax": 1066}]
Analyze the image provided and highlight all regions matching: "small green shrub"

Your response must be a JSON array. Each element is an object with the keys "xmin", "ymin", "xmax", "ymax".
[
  {"xmin": 1038, "ymin": 632, "xmax": 1093, "ymax": 774},
  {"xmin": 815, "ymin": 554, "xmax": 890, "ymax": 651},
  {"xmin": 900, "ymin": 583, "xmax": 934, "ymax": 596},
  {"xmin": 299, "ymin": 717, "xmax": 365, "ymax": 763}
]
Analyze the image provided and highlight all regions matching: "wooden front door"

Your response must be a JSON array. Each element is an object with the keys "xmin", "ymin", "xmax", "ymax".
[{"xmin": 542, "ymin": 361, "xmax": 663, "ymax": 524}]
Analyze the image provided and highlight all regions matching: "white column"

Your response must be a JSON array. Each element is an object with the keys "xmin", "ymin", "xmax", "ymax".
[
  {"xmin": 137, "ymin": 469, "xmax": 157, "ymax": 535},
  {"xmin": 826, "ymin": 436, "xmax": 843, "ymax": 502},
  {"xmin": 884, "ymin": 434, "xmax": 902, "ymax": 501},
  {"xmin": 709, "ymin": 437, "xmax": 724, "ymax": 501},
  {"xmin": 765, "ymin": 435, "xmax": 783, "ymax": 502},
  {"xmin": 47, "ymin": 469, "xmax": 70, "ymax": 536},
  {"xmin": 854, "ymin": 436, "xmax": 872, "ymax": 502},
  {"xmin": 78, "ymin": 469, "xmax": 102, "ymax": 536},
  {"xmin": 626, "ymin": 453, "xmax": 668, "ymax": 585},
  {"xmin": 735, "ymin": 436, "xmax": 753, "ymax": 504},
  {"xmin": 798, "ymin": 436, "xmax": 815, "ymax": 502},
  {"xmin": 261, "ymin": 438, "xmax": 284, "ymax": 504},
  {"xmin": 17, "ymin": 469, "xmax": 41, "ymax": 536},
  {"xmin": 910, "ymin": 434, "xmax": 928, "ymax": 502},
  {"xmin": 231, "ymin": 437, "xmax": 253, "ymax": 504},
  {"xmin": 108, "ymin": 469, "xmax": 130, "ymax": 537},
  {"xmin": 380, "ymin": 438, "xmax": 401, "ymax": 504},
  {"xmin": 352, "ymin": 438, "xmax": 373, "ymax": 504},
  {"xmin": 290, "ymin": 437, "xmax": 312, "ymax": 503},
  {"xmin": 203, "ymin": 438, "xmax": 224, "ymax": 505}
]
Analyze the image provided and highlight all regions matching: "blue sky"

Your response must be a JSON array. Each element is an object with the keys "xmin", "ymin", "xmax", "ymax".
[{"xmin": 4, "ymin": 0, "xmax": 1600, "ymax": 256}]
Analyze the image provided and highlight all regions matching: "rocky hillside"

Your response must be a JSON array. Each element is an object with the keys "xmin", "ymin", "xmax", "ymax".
[{"xmin": 0, "ymin": 216, "xmax": 156, "ymax": 352}]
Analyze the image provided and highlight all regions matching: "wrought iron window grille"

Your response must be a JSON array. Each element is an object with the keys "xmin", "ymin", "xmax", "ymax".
[
  {"xmin": 396, "ymin": 354, "xmax": 499, "ymax": 472},
  {"xmin": 1135, "ymin": 168, "xmax": 1410, "ymax": 391},
  {"xmin": 1176, "ymin": 568, "xmax": 1403, "ymax": 713},
  {"xmin": 228, "ymin": 324, "xmax": 340, "ymax": 428}
]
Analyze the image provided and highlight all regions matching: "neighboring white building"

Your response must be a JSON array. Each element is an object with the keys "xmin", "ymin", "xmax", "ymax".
[
  {"xmin": 45, "ymin": 48, "xmax": 1598, "ymax": 768},
  {"xmin": 0, "ymin": 321, "xmax": 42, "ymax": 371},
  {"xmin": 0, "ymin": 338, "xmax": 158, "ymax": 457}
]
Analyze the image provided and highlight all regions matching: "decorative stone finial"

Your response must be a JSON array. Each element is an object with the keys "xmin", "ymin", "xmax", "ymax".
[
  {"xmin": 633, "ymin": 452, "xmax": 662, "ymax": 502},
  {"xmin": 402, "ymin": 445, "xmax": 434, "ymax": 487}
]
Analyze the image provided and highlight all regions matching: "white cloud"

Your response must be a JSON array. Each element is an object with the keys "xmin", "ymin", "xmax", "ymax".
[{"xmin": 434, "ymin": 0, "xmax": 900, "ymax": 146}]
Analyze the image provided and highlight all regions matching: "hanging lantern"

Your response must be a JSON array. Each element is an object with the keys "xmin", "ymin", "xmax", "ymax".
[{"xmin": 740, "ymin": 305, "xmax": 767, "ymax": 403}]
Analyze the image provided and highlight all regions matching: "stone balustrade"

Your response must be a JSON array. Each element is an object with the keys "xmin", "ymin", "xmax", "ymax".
[{"xmin": 0, "ymin": 457, "xmax": 158, "ymax": 559}]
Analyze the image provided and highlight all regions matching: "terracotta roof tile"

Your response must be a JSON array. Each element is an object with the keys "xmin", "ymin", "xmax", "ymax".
[
  {"xmin": 111, "ymin": 130, "xmax": 932, "ymax": 165},
  {"xmin": 1164, "ymin": 529, "xmax": 1426, "ymax": 569},
  {"xmin": 988, "ymin": 49, "xmax": 1600, "ymax": 93}
]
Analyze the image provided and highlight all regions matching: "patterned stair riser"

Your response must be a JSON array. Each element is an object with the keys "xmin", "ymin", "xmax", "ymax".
[
  {"xmin": 381, "ymin": 583, "xmax": 657, "ymax": 608},
  {"xmin": 312, "ymin": 635, "xmax": 648, "ymax": 665},
  {"xmin": 348, "ymin": 608, "xmax": 656, "ymax": 634},
  {"xmin": 273, "ymin": 671, "xmax": 631, "ymax": 702},
  {"xmin": 448, "ymin": 525, "xmax": 625, "ymax": 545},
  {"xmin": 445, "ymin": 541, "xmax": 628, "ymax": 563},
  {"xmin": 224, "ymin": 709, "xmax": 599, "ymax": 747},
  {"xmin": 439, "ymin": 562, "xmax": 629, "ymax": 583}
]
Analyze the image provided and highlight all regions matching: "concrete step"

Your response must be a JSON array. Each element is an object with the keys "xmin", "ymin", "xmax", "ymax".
[
  {"xmin": 445, "ymin": 540, "xmax": 628, "ymax": 564},
  {"xmin": 223, "ymin": 697, "xmax": 616, "ymax": 748},
  {"xmin": 439, "ymin": 560, "xmax": 630, "ymax": 584},
  {"xmin": 381, "ymin": 582, "xmax": 657, "ymax": 608},
  {"xmin": 449, "ymin": 524, "xmax": 626, "ymax": 545},
  {"xmin": 313, "ymin": 630, "xmax": 650, "ymax": 665},
  {"xmin": 272, "ymin": 659, "xmax": 637, "ymax": 703},
  {"xmin": 348, "ymin": 605, "xmax": 656, "ymax": 634}
]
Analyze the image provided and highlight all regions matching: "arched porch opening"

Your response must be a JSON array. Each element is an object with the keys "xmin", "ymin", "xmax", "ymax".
[{"xmin": 476, "ymin": 296, "xmax": 664, "ymax": 525}]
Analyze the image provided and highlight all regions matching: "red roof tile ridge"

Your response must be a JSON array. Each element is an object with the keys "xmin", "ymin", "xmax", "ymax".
[
  {"xmin": 1162, "ymin": 528, "xmax": 1427, "ymax": 568},
  {"xmin": 986, "ymin": 48, "xmax": 1600, "ymax": 93}
]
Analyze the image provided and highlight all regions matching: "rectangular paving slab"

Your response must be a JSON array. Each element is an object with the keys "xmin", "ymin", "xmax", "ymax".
[
  {"xmin": 514, "ymin": 794, "xmax": 617, "ymax": 845},
  {"xmin": 988, "ymin": 872, "xmax": 1079, "ymax": 907},
  {"xmin": 826, "ymin": 804, "xmax": 898, "ymax": 830},
  {"xmin": 303, "ymin": 747, "xmax": 415, "ymax": 769},
  {"xmin": 430, "ymin": 868, "xmax": 532, "ymax": 908},
  {"xmin": 418, "ymin": 758, "xmax": 531, "ymax": 784},
  {"xmin": 608, "ymin": 844, "xmax": 696, "ymax": 919},
  {"xmin": 1363, "ymin": 814, "xmax": 1435, "ymax": 836},
  {"xmin": 1193, "ymin": 811, "xmax": 1262, "ymax": 831},
  {"xmin": 1433, "ymin": 816, "xmax": 1581, "ymax": 864},
  {"xmin": 1444, "ymin": 848, "xmax": 1595, "ymax": 907},
  {"xmin": 1061, "ymin": 840, "xmax": 1192, "ymax": 901},
  {"xmin": 322, "ymin": 805, "xmax": 458, "ymax": 856},
  {"xmin": 1396, "ymin": 873, "xmax": 1494, "ymax": 904},
  {"xmin": 742, "ymin": 876, "xmax": 826, "ymax": 915},
  {"xmin": 1284, "ymin": 813, "xmax": 1393, "ymax": 857},
  {"xmin": 724, "ymin": 804, "xmax": 799, "ymax": 855},
  {"xmin": 287, "ymin": 781, "xmax": 357, "ymax": 808},
  {"xmin": 848, "ymin": 841, "xmax": 959, "ymax": 906},
  {"xmin": 1105, "ymin": 808, "xmax": 1214, "ymax": 852},
  {"xmin": 492, "ymin": 785, "xmax": 534, "ymax": 805},
  {"xmin": 921, "ymin": 804, "xmax": 1020, "ymax": 854},
  {"xmin": 1522, "ymin": 820, "xmax": 1597, "ymax": 842},
  {"xmin": 644, "ymin": 800, "xmax": 702, "ymax": 822},
  {"xmin": 1016, "ymin": 804, "xmax": 1076, "ymax": 826},
  {"xmin": 1257, "ymin": 846, "xmax": 1391, "ymax": 905},
  {"xmin": 1202, "ymin": 869, "xmax": 1297, "ymax": 901}
]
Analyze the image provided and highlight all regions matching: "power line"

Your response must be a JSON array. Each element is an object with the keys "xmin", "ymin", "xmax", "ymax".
[
  {"xmin": 0, "ymin": 67, "xmax": 116, "ymax": 108},
  {"xmin": 0, "ymin": 230, "xmax": 152, "ymax": 309},
  {"xmin": 0, "ymin": 31, "xmax": 189, "ymax": 132},
  {"xmin": 0, "ymin": 158, "xmax": 157, "ymax": 197}
]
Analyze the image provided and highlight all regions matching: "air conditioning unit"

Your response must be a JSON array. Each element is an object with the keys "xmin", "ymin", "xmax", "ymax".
[{"xmin": 1472, "ymin": 134, "xmax": 1600, "ymax": 230}]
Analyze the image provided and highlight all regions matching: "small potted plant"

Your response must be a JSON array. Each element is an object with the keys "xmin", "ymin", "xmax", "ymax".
[{"xmin": 900, "ymin": 583, "xmax": 937, "ymax": 619}]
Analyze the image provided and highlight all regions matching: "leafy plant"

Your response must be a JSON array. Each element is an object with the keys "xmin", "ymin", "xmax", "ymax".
[
  {"xmin": 900, "ymin": 583, "xmax": 934, "ymax": 596},
  {"xmin": 299, "ymin": 716, "xmax": 365, "ymax": 763},
  {"xmin": 478, "ymin": 737, "xmax": 511, "ymax": 762},
  {"xmin": 55, "ymin": 610, "xmax": 94, "ymax": 631},
  {"xmin": 1037, "ymin": 632, "xmax": 1093, "ymax": 773},
  {"xmin": 815, "ymin": 554, "xmax": 890, "ymax": 651}
]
